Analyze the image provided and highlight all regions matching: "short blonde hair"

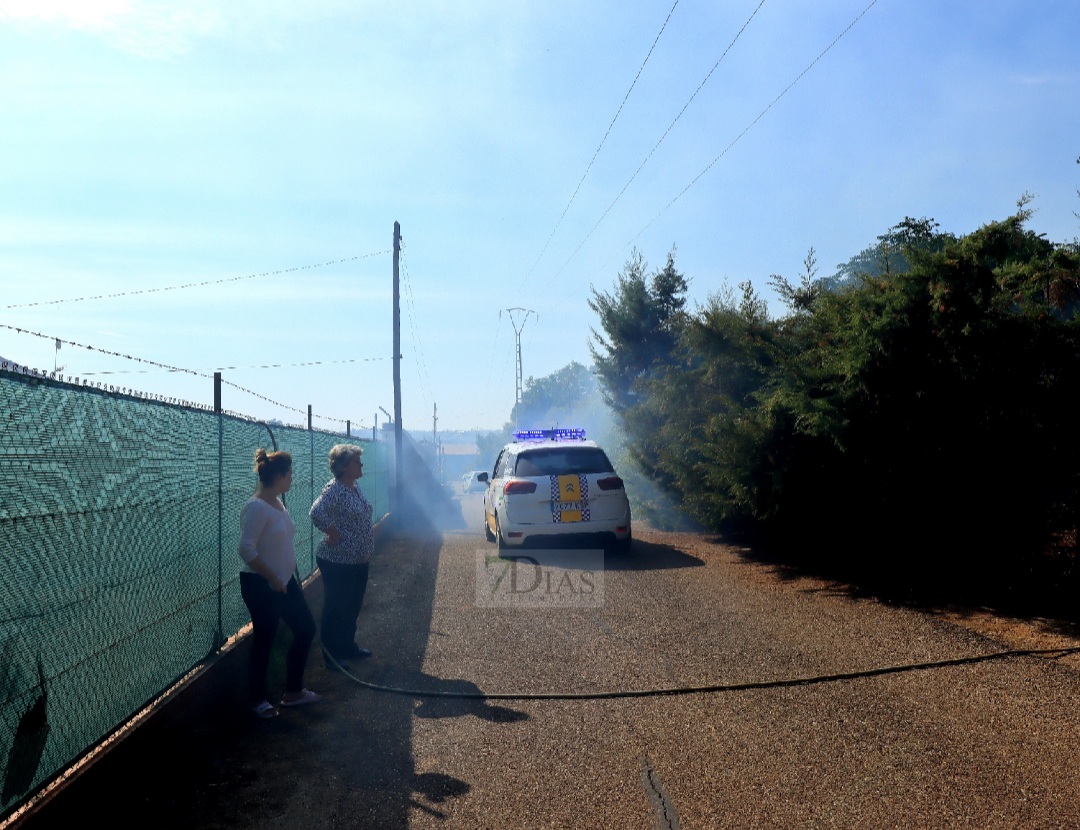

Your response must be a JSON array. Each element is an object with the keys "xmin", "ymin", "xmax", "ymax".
[{"xmin": 329, "ymin": 443, "xmax": 363, "ymax": 477}]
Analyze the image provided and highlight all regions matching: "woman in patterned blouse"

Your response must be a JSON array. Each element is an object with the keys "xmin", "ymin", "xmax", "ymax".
[{"xmin": 310, "ymin": 443, "xmax": 388, "ymax": 670}]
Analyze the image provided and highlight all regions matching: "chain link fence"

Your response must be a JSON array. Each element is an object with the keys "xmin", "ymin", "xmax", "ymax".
[{"xmin": 0, "ymin": 368, "xmax": 388, "ymax": 818}]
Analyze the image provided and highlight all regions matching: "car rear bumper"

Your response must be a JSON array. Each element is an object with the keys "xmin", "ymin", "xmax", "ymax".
[{"xmin": 498, "ymin": 519, "xmax": 631, "ymax": 548}]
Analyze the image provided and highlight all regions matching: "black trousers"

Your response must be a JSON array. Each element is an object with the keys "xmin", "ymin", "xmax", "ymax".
[
  {"xmin": 316, "ymin": 558, "xmax": 370, "ymax": 660},
  {"xmin": 239, "ymin": 572, "xmax": 316, "ymax": 703}
]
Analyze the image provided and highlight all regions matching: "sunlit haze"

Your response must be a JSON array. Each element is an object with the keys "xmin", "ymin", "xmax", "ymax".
[{"xmin": 2, "ymin": 1, "xmax": 1077, "ymax": 431}]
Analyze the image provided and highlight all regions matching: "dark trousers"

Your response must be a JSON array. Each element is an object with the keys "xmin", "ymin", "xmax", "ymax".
[
  {"xmin": 239, "ymin": 572, "xmax": 316, "ymax": 702},
  {"xmin": 317, "ymin": 558, "xmax": 370, "ymax": 659}
]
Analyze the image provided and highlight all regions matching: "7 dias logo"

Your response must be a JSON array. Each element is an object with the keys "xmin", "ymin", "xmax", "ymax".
[{"xmin": 475, "ymin": 549, "xmax": 605, "ymax": 608}]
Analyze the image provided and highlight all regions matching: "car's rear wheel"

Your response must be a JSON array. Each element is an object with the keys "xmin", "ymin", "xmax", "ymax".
[
  {"xmin": 484, "ymin": 514, "xmax": 495, "ymax": 542},
  {"xmin": 495, "ymin": 512, "xmax": 508, "ymax": 550}
]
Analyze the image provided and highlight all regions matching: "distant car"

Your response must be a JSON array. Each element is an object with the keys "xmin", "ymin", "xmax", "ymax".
[
  {"xmin": 481, "ymin": 428, "xmax": 632, "ymax": 553},
  {"xmin": 461, "ymin": 470, "xmax": 488, "ymax": 493}
]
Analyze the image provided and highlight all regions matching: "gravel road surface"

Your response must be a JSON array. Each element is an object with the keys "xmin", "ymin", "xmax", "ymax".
[{"xmin": 16, "ymin": 494, "xmax": 1080, "ymax": 829}]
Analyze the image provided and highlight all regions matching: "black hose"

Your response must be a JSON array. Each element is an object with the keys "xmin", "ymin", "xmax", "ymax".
[{"xmin": 322, "ymin": 645, "xmax": 1080, "ymax": 702}]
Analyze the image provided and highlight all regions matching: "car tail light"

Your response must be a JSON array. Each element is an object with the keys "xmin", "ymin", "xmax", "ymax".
[
  {"xmin": 596, "ymin": 476, "xmax": 624, "ymax": 491},
  {"xmin": 503, "ymin": 480, "xmax": 537, "ymax": 495}
]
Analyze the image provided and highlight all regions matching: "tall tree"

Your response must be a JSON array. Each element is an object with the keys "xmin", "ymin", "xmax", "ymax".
[
  {"xmin": 476, "ymin": 362, "xmax": 611, "ymax": 466},
  {"xmin": 588, "ymin": 249, "xmax": 688, "ymax": 415},
  {"xmin": 587, "ymin": 210, "xmax": 1080, "ymax": 603},
  {"xmin": 510, "ymin": 360, "xmax": 604, "ymax": 431},
  {"xmin": 825, "ymin": 216, "xmax": 950, "ymax": 288}
]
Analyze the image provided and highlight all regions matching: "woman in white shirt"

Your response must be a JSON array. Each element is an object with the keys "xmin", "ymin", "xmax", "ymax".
[{"xmin": 238, "ymin": 448, "xmax": 320, "ymax": 719}]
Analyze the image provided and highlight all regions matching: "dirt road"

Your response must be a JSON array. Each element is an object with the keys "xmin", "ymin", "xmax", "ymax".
[{"xmin": 16, "ymin": 498, "xmax": 1080, "ymax": 828}]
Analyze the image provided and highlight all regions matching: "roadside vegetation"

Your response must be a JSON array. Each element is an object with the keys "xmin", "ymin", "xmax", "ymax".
[{"xmin": 587, "ymin": 199, "xmax": 1079, "ymax": 616}]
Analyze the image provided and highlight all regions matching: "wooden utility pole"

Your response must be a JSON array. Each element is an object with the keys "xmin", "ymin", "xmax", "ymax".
[{"xmin": 392, "ymin": 221, "xmax": 403, "ymax": 509}]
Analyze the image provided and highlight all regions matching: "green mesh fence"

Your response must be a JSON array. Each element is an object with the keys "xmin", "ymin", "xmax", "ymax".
[{"xmin": 0, "ymin": 369, "xmax": 388, "ymax": 817}]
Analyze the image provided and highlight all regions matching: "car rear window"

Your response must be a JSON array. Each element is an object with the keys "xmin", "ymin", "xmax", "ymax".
[{"xmin": 513, "ymin": 447, "xmax": 615, "ymax": 476}]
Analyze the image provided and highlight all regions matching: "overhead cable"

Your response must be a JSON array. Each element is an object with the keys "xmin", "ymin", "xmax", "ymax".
[
  {"xmin": 629, "ymin": 0, "xmax": 881, "ymax": 247},
  {"xmin": 520, "ymin": 0, "xmax": 681, "ymax": 290},
  {"xmin": 399, "ymin": 241, "xmax": 433, "ymax": 408},
  {"xmin": 544, "ymin": 0, "xmax": 768, "ymax": 289},
  {"xmin": 75, "ymin": 356, "xmax": 390, "ymax": 376},
  {"xmin": 3, "ymin": 250, "xmax": 390, "ymax": 310},
  {"xmin": 0, "ymin": 323, "xmax": 370, "ymax": 427}
]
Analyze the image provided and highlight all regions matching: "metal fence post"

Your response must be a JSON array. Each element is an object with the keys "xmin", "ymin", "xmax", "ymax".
[
  {"xmin": 308, "ymin": 404, "xmax": 315, "ymax": 573},
  {"xmin": 213, "ymin": 372, "xmax": 224, "ymax": 652}
]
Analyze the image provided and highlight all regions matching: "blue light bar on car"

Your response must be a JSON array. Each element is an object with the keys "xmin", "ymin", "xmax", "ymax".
[{"xmin": 513, "ymin": 428, "xmax": 586, "ymax": 441}]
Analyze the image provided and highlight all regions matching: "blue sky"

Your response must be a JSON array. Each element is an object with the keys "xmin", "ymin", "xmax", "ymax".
[{"xmin": 2, "ymin": 1, "xmax": 1078, "ymax": 432}]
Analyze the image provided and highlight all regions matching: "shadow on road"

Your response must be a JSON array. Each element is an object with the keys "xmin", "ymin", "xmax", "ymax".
[
  {"xmin": 15, "ymin": 514, "xmax": 466, "ymax": 830},
  {"xmin": 603, "ymin": 537, "xmax": 704, "ymax": 571},
  {"xmin": 725, "ymin": 532, "xmax": 1080, "ymax": 641},
  {"xmin": 353, "ymin": 665, "xmax": 529, "ymax": 723},
  {"xmin": 468, "ymin": 535, "xmax": 705, "ymax": 573}
]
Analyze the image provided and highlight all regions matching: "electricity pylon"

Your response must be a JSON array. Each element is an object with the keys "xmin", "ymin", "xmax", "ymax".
[{"xmin": 503, "ymin": 307, "xmax": 536, "ymax": 405}]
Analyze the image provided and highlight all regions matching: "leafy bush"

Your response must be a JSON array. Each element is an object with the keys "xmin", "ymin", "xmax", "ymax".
[{"xmin": 590, "ymin": 210, "xmax": 1080, "ymax": 608}]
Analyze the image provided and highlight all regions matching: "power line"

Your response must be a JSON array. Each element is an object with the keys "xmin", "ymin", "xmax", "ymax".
[
  {"xmin": 75, "ymin": 356, "xmax": 390, "ymax": 376},
  {"xmin": 2, "ymin": 324, "xmax": 203, "ymax": 377},
  {"xmin": 481, "ymin": 311, "xmax": 506, "ymax": 418},
  {"xmin": 628, "ymin": 0, "xmax": 881, "ymax": 249},
  {"xmin": 477, "ymin": 2, "xmax": 685, "ymax": 421},
  {"xmin": 399, "ymin": 241, "xmax": 433, "ymax": 408},
  {"xmin": 519, "ymin": 1, "xmax": 682, "ymax": 292},
  {"xmin": 0, "ymin": 323, "xmax": 370, "ymax": 427},
  {"xmin": 539, "ymin": 0, "xmax": 769, "ymax": 292},
  {"xmin": 2, "ymin": 250, "xmax": 390, "ymax": 310}
]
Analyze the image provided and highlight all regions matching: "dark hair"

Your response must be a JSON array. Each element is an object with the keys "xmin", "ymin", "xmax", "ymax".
[{"xmin": 254, "ymin": 448, "xmax": 292, "ymax": 486}]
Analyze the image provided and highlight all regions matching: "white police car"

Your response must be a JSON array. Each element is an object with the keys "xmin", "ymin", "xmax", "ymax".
[{"xmin": 480, "ymin": 429, "xmax": 632, "ymax": 553}]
